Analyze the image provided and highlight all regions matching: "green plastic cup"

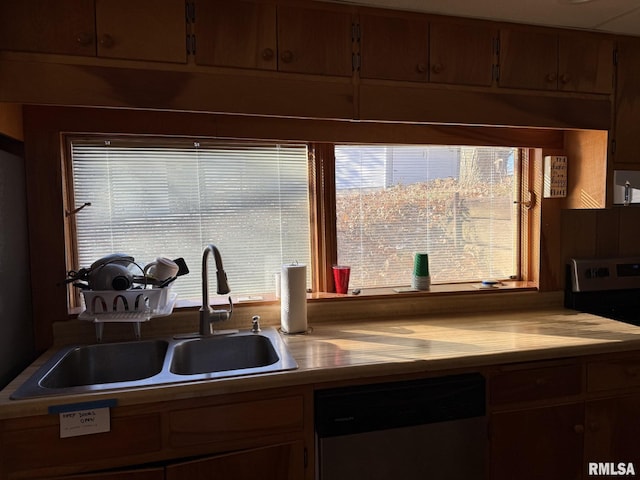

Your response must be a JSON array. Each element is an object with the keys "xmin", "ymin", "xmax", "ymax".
[{"xmin": 413, "ymin": 253, "xmax": 430, "ymax": 277}]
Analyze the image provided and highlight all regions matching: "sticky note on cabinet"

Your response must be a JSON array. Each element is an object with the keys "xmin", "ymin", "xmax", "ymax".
[{"xmin": 49, "ymin": 399, "xmax": 116, "ymax": 438}]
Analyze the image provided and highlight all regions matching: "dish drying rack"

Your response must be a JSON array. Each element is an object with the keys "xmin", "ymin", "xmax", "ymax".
[{"xmin": 79, "ymin": 286, "xmax": 177, "ymax": 342}]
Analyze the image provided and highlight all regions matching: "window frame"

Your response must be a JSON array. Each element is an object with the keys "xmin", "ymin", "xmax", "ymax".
[
  {"xmin": 63, "ymin": 134, "xmax": 317, "ymax": 308},
  {"xmin": 62, "ymin": 136, "xmax": 531, "ymax": 307},
  {"xmin": 331, "ymin": 144, "xmax": 524, "ymax": 288}
]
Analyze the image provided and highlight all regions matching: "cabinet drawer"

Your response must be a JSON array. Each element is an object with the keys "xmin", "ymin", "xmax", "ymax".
[
  {"xmin": 168, "ymin": 395, "xmax": 304, "ymax": 448},
  {"xmin": 588, "ymin": 355, "xmax": 640, "ymax": 392},
  {"xmin": 1, "ymin": 413, "xmax": 161, "ymax": 475},
  {"xmin": 490, "ymin": 363, "xmax": 582, "ymax": 405}
]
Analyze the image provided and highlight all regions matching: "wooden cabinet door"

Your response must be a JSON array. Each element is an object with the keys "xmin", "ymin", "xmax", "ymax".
[
  {"xmin": 194, "ymin": 0, "xmax": 277, "ymax": 70},
  {"xmin": 43, "ymin": 467, "xmax": 164, "ymax": 480},
  {"xmin": 585, "ymin": 395, "xmax": 640, "ymax": 475},
  {"xmin": 499, "ymin": 28, "xmax": 558, "ymax": 91},
  {"xmin": 429, "ymin": 21, "xmax": 495, "ymax": 86},
  {"xmin": 0, "ymin": 0, "xmax": 95, "ymax": 56},
  {"xmin": 166, "ymin": 441, "xmax": 305, "ymax": 480},
  {"xmin": 558, "ymin": 33, "xmax": 614, "ymax": 94},
  {"xmin": 359, "ymin": 11, "xmax": 429, "ymax": 82},
  {"xmin": 95, "ymin": 0, "xmax": 186, "ymax": 63},
  {"xmin": 490, "ymin": 404, "xmax": 584, "ymax": 480},
  {"xmin": 277, "ymin": 4, "xmax": 353, "ymax": 77},
  {"xmin": 614, "ymin": 37, "xmax": 640, "ymax": 165}
]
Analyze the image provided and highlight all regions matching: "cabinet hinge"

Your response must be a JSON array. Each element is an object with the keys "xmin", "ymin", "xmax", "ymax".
[
  {"xmin": 612, "ymin": 139, "xmax": 617, "ymax": 155},
  {"xmin": 493, "ymin": 64, "xmax": 500, "ymax": 83},
  {"xmin": 352, "ymin": 53, "xmax": 361, "ymax": 71},
  {"xmin": 186, "ymin": 1, "xmax": 195, "ymax": 23},
  {"xmin": 494, "ymin": 36, "xmax": 500, "ymax": 56},
  {"xmin": 352, "ymin": 23, "xmax": 361, "ymax": 42},
  {"xmin": 304, "ymin": 447, "xmax": 308, "ymax": 468},
  {"xmin": 613, "ymin": 48, "xmax": 618, "ymax": 66},
  {"xmin": 186, "ymin": 34, "xmax": 196, "ymax": 56}
]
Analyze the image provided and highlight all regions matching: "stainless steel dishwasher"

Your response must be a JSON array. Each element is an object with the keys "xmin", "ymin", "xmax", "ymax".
[{"xmin": 315, "ymin": 373, "xmax": 487, "ymax": 480}]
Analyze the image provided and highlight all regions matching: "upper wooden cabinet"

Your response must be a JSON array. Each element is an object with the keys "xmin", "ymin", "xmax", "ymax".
[
  {"xmin": 359, "ymin": 12, "xmax": 495, "ymax": 86},
  {"xmin": 359, "ymin": 11, "xmax": 429, "ymax": 82},
  {"xmin": 195, "ymin": 1, "xmax": 353, "ymax": 76},
  {"xmin": 0, "ymin": 0, "xmax": 96, "ymax": 56},
  {"xmin": 499, "ymin": 28, "xmax": 560, "ymax": 91},
  {"xmin": 499, "ymin": 27, "xmax": 614, "ymax": 94},
  {"xmin": 0, "ymin": 0, "xmax": 187, "ymax": 63},
  {"xmin": 95, "ymin": 0, "xmax": 187, "ymax": 63},
  {"xmin": 558, "ymin": 32, "xmax": 615, "ymax": 94},
  {"xmin": 194, "ymin": 0, "xmax": 277, "ymax": 70},
  {"xmin": 430, "ymin": 21, "xmax": 496, "ymax": 87},
  {"xmin": 277, "ymin": 4, "xmax": 354, "ymax": 77},
  {"xmin": 613, "ymin": 37, "xmax": 640, "ymax": 165}
]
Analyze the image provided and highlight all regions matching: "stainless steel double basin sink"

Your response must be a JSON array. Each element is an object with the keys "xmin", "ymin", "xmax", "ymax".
[{"xmin": 11, "ymin": 328, "xmax": 298, "ymax": 400}]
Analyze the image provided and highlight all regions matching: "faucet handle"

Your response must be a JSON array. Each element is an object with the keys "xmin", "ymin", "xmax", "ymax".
[
  {"xmin": 211, "ymin": 296, "xmax": 233, "ymax": 322},
  {"xmin": 251, "ymin": 315, "xmax": 261, "ymax": 333}
]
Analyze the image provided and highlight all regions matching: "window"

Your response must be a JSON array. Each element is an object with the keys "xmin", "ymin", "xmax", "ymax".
[
  {"xmin": 67, "ymin": 138, "xmax": 311, "ymax": 302},
  {"xmin": 335, "ymin": 145, "xmax": 520, "ymax": 288},
  {"xmin": 66, "ymin": 137, "xmax": 525, "ymax": 306}
]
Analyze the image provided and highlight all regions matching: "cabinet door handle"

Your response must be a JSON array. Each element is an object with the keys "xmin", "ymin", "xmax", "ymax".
[
  {"xmin": 431, "ymin": 63, "xmax": 444, "ymax": 74},
  {"xmin": 573, "ymin": 424, "xmax": 585, "ymax": 435},
  {"xmin": 546, "ymin": 72, "xmax": 557, "ymax": 83},
  {"xmin": 76, "ymin": 32, "xmax": 93, "ymax": 46},
  {"xmin": 100, "ymin": 34, "xmax": 115, "ymax": 49},
  {"xmin": 560, "ymin": 73, "xmax": 571, "ymax": 84},
  {"xmin": 280, "ymin": 50, "xmax": 294, "ymax": 63},
  {"xmin": 262, "ymin": 48, "xmax": 275, "ymax": 61},
  {"xmin": 416, "ymin": 63, "xmax": 427, "ymax": 73}
]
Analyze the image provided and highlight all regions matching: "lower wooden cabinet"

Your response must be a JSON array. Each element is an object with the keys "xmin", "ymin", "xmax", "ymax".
[
  {"xmin": 0, "ymin": 388, "xmax": 310, "ymax": 480},
  {"xmin": 41, "ymin": 443, "xmax": 303, "ymax": 480},
  {"xmin": 38, "ymin": 443, "xmax": 303, "ymax": 480},
  {"xmin": 166, "ymin": 441, "xmax": 304, "ymax": 480},
  {"xmin": 42, "ymin": 468, "xmax": 164, "ymax": 480},
  {"xmin": 490, "ymin": 403, "xmax": 584, "ymax": 480},
  {"xmin": 585, "ymin": 394, "xmax": 640, "ymax": 473},
  {"xmin": 490, "ymin": 354, "xmax": 640, "ymax": 479}
]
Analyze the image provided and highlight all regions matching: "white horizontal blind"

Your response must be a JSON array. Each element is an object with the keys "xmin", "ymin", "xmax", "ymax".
[
  {"xmin": 335, "ymin": 145, "xmax": 518, "ymax": 287},
  {"xmin": 70, "ymin": 139, "xmax": 310, "ymax": 301}
]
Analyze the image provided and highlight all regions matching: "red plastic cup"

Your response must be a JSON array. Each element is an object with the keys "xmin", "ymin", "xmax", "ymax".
[{"xmin": 332, "ymin": 265, "xmax": 351, "ymax": 294}]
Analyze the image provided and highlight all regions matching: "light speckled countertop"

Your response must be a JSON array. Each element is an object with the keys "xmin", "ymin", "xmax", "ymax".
[{"xmin": 2, "ymin": 305, "xmax": 640, "ymax": 420}]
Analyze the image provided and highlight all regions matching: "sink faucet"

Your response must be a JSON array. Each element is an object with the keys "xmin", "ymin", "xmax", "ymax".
[{"xmin": 199, "ymin": 244, "xmax": 233, "ymax": 335}]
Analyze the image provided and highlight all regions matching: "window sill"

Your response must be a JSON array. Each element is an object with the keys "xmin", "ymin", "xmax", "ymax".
[
  {"xmin": 68, "ymin": 281, "xmax": 538, "ymax": 317},
  {"xmin": 173, "ymin": 280, "xmax": 537, "ymax": 309}
]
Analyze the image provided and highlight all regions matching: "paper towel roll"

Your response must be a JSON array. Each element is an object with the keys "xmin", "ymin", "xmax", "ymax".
[{"xmin": 281, "ymin": 263, "xmax": 307, "ymax": 334}]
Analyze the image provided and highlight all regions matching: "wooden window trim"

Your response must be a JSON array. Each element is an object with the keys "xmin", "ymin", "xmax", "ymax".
[{"xmin": 309, "ymin": 143, "xmax": 337, "ymax": 293}]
